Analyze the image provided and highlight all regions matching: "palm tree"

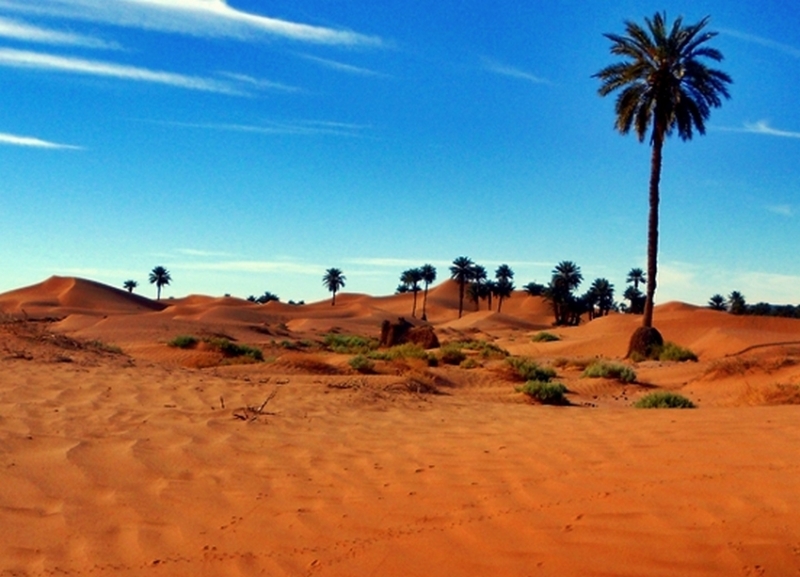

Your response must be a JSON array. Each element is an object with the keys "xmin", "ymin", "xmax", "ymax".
[
  {"xmin": 255, "ymin": 291, "xmax": 279, "ymax": 304},
  {"xmin": 623, "ymin": 285, "xmax": 646, "ymax": 314},
  {"xmin": 494, "ymin": 264, "xmax": 515, "ymax": 312},
  {"xmin": 470, "ymin": 265, "xmax": 488, "ymax": 311},
  {"xmin": 148, "ymin": 266, "xmax": 171, "ymax": 300},
  {"xmin": 727, "ymin": 291, "xmax": 747, "ymax": 315},
  {"xmin": 449, "ymin": 256, "xmax": 475, "ymax": 319},
  {"xmin": 400, "ymin": 268, "xmax": 423, "ymax": 317},
  {"xmin": 419, "ymin": 264, "xmax": 437, "ymax": 321},
  {"xmin": 590, "ymin": 278, "xmax": 615, "ymax": 317},
  {"xmin": 494, "ymin": 279, "xmax": 514, "ymax": 313},
  {"xmin": 626, "ymin": 268, "xmax": 646, "ymax": 292},
  {"xmin": 547, "ymin": 261, "xmax": 583, "ymax": 325},
  {"xmin": 123, "ymin": 279, "xmax": 138, "ymax": 293},
  {"xmin": 522, "ymin": 281, "xmax": 545, "ymax": 297},
  {"xmin": 322, "ymin": 268, "xmax": 346, "ymax": 306},
  {"xmin": 707, "ymin": 294, "xmax": 727, "ymax": 311},
  {"xmin": 595, "ymin": 13, "xmax": 731, "ymax": 331}
]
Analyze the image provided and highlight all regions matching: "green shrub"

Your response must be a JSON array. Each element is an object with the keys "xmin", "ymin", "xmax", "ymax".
[
  {"xmin": 368, "ymin": 343, "xmax": 428, "ymax": 361},
  {"xmin": 453, "ymin": 340, "xmax": 509, "ymax": 358},
  {"xmin": 204, "ymin": 337, "xmax": 264, "ymax": 361},
  {"xmin": 582, "ymin": 361, "xmax": 637, "ymax": 383},
  {"xmin": 657, "ymin": 342, "xmax": 698, "ymax": 362},
  {"xmin": 532, "ymin": 332, "xmax": 560, "ymax": 343},
  {"xmin": 506, "ymin": 357, "xmax": 556, "ymax": 382},
  {"xmin": 88, "ymin": 340, "xmax": 123, "ymax": 354},
  {"xmin": 439, "ymin": 344, "xmax": 467, "ymax": 365},
  {"xmin": 323, "ymin": 333, "xmax": 378, "ymax": 354},
  {"xmin": 460, "ymin": 357, "xmax": 480, "ymax": 369},
  {"xmin": 168, "ymin": 335, "xmax": 199, "ymax": 349},
  {"xmin": 349, "ymin": 354, "xmax": 375, "ymax": 373},
  {"xmin": 517, "ymin": 380, "xmax": 568, "ymax": 405},
  {"xmin": 634, "ymin": 391, "xmax": 695, "ymax": 409}
]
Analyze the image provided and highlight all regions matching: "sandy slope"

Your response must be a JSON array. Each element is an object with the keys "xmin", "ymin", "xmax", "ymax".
[{"xmin": 1, "ymin": 277, "xmax": 800, "ymax": 576}]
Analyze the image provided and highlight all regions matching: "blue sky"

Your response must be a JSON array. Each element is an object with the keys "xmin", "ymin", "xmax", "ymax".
[{"xmin": 0, "ymin": 0, "xmax": 798, "ymax": 306}]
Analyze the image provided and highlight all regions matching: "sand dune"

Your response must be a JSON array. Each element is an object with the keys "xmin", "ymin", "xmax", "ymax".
[{"xmin": 1, "ymin": 277, "xmax": 800, "ymax": 576}]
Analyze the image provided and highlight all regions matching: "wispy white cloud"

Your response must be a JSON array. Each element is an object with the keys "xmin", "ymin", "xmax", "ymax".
[
  {"xmin": 766, "ymin": 204, "xmax": 794, "ymax": 217},
  {"xmin": 720, "ymin": 28, "xmax": 800, "ymax": 59},
  {"xmin": 744, "ymin": 120, "xmax": 800, "ymax": 139},
  {"xmin": 217, "ymin": 71, "xmax": 300, "ymax": 93},
  {"xmin": 0, "ymin": 16, "xmax": 120, "ymax": 49},
  {"xmin": 481, "ymin": 57, "xmax": 551, "ymax": 85},
  {"xmin": 298, "ymin": 53, "xmax": 386, "ymax": 77},
  {"xmin": 0, "ymin": 0, "xmax": 382, "ymax": 47},
  {"xmin": 0, "ymin": 48, "xmax": 244, "ymax": 94},
  {"xmin": 0, "ymin": 131, "xmax": 81, "ymax": 149},
  {"xmin": 163, "ymin": 118, "xmax": 372, "ymax": 138}
]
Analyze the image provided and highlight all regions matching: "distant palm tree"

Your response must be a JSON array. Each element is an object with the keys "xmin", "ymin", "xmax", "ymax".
[
  {"xmin": 494, "ymin": 279, "xmax": 514, "ymax": 313},
  {"xmin": 596, "ymin": 13, "xmax": 732, "ymax": 330},
  {"xmin": 148, "ymin": 266, "xmax": 171, "ymax": 300},
  {"xmin": 522, "ymin": 281, "xmax": 545, "ymax": 297},
  {"xmin": 449, "ymin": 256, "xmax": 475, "ymax": 319},
  {"xmin": 590, "ymin": 278, "xmax": 615, "ymax": 317},
  {"xmin": 419, "ymin": 264, "xmax": 437, "ymax": 321},
  {"xmin": 623, "ymin": 286, "xmax": 646, "ymax": 314},
  {"xmin": 255, "ymin": 291, "xmax": 279, "ymax": 304},
  {"xmin": 322, "ymin": 268, "xmax": 346, "ymax": 306},
  {"xmin": 494, "ymin": 264, "xmax": 515, "ymax": 312},
  {"xmin": 626, "ymin": 268, "xmax": 646, "ymax": 292},
  {"xmin": 470, "ymin": 264, "xmax": 488, "ymax": 311},
  {"xmin": 707, "ymin": 294, "xmax": 727, "ymax": 311},
  {"xmin": 400, "ymin": 268, "xmax": 423, "ymax": 317},
  {"xmin": 547, "ymin": 261, "xmax": 583, "ymax": 325},
  {"xmin": 123, "ymin": 279, "xmax": 138, "ymax": 293},
  {"xmin": 727, "ymin": 291, "xmax": 747, "ymax": 315}
]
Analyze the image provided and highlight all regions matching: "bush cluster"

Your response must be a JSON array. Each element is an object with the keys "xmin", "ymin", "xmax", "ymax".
[
  {"xmin": 516, "ymin": 381, "xmax": 568, "ymax": 405},
  {"xmin": 531, "ymin": 332, "xmax": 560, "ymax": 343},
  {"xmin": 582, "ymin": 360, "xmax": 637, "ymax": 383},
  {"xmin": 633, "ymin": 391, "xmax": 695, "ymax": 409},
  {"xmin": 323, "ymin": 333, "xmax": 379, "ymax": 354},
  {"xmin": 506, "ymin": 357, "xmax": 557, "ymax": 382}
]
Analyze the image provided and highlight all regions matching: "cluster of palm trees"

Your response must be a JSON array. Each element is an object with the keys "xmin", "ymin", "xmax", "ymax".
[
  {"xmin": 396, "ymin": 264, "xmax": 437, "ymax": 319},
  {"xmin": 447, "ymin": 257, "xmax": 516, "ymax": 318},
  {"xmin": 708, "ymin": 292, "xmax": 800, "ymax": 318},
  {"xmin": 123, "ymin": 266, "xmax": 171, "ymax": 300},
  {"xmin": 541, "ymin": 261, "xmax": 617, "ymax": 326}
]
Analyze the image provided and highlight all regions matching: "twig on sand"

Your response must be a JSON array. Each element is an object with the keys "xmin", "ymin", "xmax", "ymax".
[{"xmin": 233, "ymin": 388, "xmax": 279, "ymax": 423}]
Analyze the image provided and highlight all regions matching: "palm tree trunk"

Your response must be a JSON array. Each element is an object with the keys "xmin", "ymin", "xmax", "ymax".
[
  {"xmin": 643, "ymin": 131, "xmax": 663, "ymax": 328},
  {"xmin": 332, "ymin": 290, "xmax": 336, "ymax": 306},
  {"xmin": 421, "ymin": 284, "xmax": 429, "ymax": 320}
]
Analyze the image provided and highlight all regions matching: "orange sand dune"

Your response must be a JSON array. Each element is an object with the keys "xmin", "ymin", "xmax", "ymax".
[{"xmin": 2, "ymin": 277, "xmax": 800, "ymax": 576}]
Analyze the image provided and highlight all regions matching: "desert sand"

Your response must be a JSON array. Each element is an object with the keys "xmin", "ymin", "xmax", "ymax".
[{"xmin": 1, "ymin": 276, "xmax": 800, "ymax": 576}]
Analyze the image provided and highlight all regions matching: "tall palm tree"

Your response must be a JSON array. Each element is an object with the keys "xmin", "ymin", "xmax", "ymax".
[
  {"xmin": 123, "ymin": 279, "xmax": 138, "ymax": 293},
  {"xmin": 322, "ymin": 268, "xmax": 346, "ymax": 306},
  {"xmin": 400, "ymin": 268, "xmax": 423, "ymax": 318},
  {"xmin": 626, "ymin": 268, "xmax": 646, "ymax": 291},
  {"xmin": 449, "ymin": 256, "xmax": 475, "ymax": 319},
  {"xmin": 148, "ymin": 266, "xmax": 171, "ymax": 300},
  {"xmin": 419, "ymin": 264, "xmax": 437, "ymax": 321},
  {"xmin": 595, "ymin": 13, "xmax": 731, "ymax": 330}
]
